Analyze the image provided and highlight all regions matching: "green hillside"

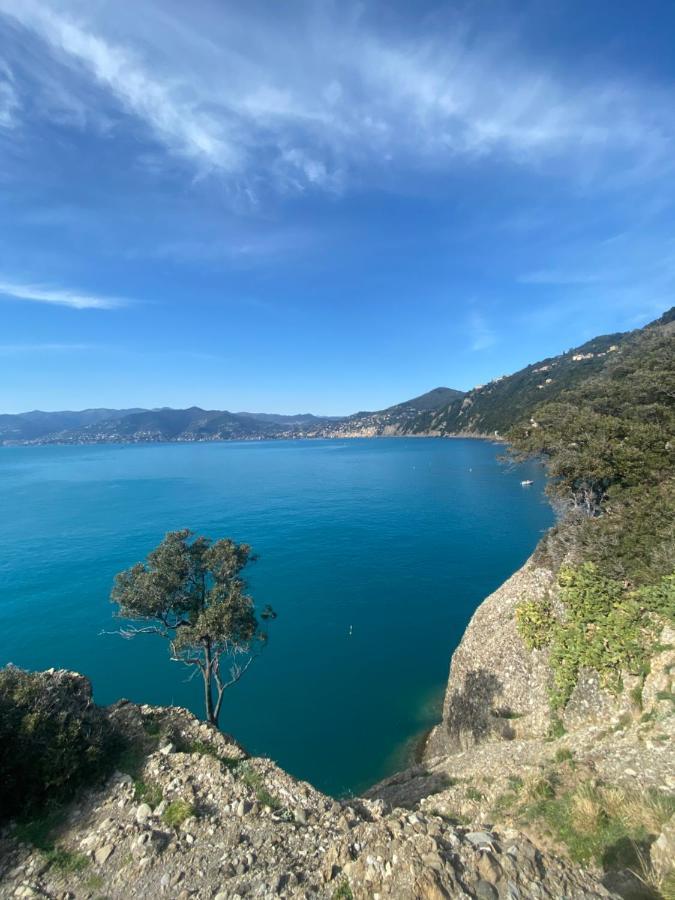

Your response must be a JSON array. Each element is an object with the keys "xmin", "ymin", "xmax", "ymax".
[{"xmin": 409, "ymin": 332, "xmax": 629, "ymax": 436}]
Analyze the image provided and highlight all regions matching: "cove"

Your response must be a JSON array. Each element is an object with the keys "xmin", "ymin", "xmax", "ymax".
[{"xmin": 0, "ymin": 438, "xmax": 552, "ymax": 796}]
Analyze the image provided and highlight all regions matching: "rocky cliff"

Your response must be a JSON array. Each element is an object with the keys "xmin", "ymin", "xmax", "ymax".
[
  {"xmin": 1, "ymin": 669, "xmax": 621, "ymax": 900},
  {"xmin": 367, "ymin": 559, "xmax": 675, "ymax": 899},
  {"xmin": 2, "ymin": 557, "xmax": 674, "ymax": 900}
]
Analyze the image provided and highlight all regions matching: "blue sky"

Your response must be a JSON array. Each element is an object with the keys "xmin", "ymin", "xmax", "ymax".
[{"xmin": 1, "ymin": 0, "xmax": 674, "ymax": 415}]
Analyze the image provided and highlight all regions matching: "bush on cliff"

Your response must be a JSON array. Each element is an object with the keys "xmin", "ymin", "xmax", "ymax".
[
  {"xmin": 516, "ymin": 564, "xmax": 675, "ymax": 709},
  {"xmin": 0, "ymin": 667, "xmax": 121, "ymax": 822}
]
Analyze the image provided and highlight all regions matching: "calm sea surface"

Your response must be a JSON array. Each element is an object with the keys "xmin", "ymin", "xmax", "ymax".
[{"xmin": 0, "ymin": 438, "xmax": 552, "ymax": 795}]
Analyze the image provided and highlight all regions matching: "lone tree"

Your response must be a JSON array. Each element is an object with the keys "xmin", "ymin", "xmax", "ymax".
[{"xmin": 110, "ymin": 529, "xmax": 275, "ymax": 727}]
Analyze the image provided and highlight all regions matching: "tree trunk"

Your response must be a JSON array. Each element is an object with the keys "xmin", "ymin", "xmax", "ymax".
[{"xmin": 202, "ymin": 644, "xmax": 216, "ymax": 725}]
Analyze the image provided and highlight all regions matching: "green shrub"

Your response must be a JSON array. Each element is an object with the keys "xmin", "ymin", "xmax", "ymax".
[
  {"xmin": 0, "ymin": 667, "xmax": 122, "ymax": 822},
  {"xmin": 44, "ymin": 847, "xmax": 89, "ymax": 874},
  {"xmin": 133, "ymin": 779, "xmax": 163, "ymax": 808},
  {"xmin": 516, "ymin": 565, "xmax": 674, "ymax": 710},
  {"xmin": 515, "ymin": 597, "xmax": 554, "ymax": 650},
  {"xmin": 162, "ymin": 799, "xmax": 196, "ymax": 828},
  {"xmin": 332, "ymin": 881, "xmax": 354, "ymax": 900},
  {"xmin": 236, "ymin": 762, "xmax": 281, "ymax": 809},
  {"xmin": 637, "ymin": 574, "xmax": 675, "ymax": 620}
]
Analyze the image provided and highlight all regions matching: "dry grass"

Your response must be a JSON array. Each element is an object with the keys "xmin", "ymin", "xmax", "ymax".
[
  {"xmin": 520, "ymin": 771, "xmax": 555, "ymax": 803},
  {"xmin": 570, "ymin": 784, "xmax": 604, "ymax": 835},
  {"xmin": 522, "ymin": 777, "xmax": 675, "ymax": 871},
  {"xmin": 627, "ymin": 840, "xmax": 675, "ymax": 900},
  {"xmin": 590, "ymin": 784, "xmax": 674, "ymax": 834},
  {"xmin": 660, "ymin": 871, "xmax": 675, "ymax": 900}
]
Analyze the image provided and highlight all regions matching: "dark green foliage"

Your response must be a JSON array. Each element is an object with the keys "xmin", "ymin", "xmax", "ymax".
[
  {"xmin": 410, "ymin": 331, "xmax": 629, "ymax": 436},
  {"xmin": 133, "ymin": 779, "xmax": 163, "ymax": 808},
  {"xmin": 42, "ymin": 848, "xmax": 90, "ymax": 874},
  {"xmin": 111, "ymin": 529, "xmax": 275, "ymax": 726},
  {"xmin": 332, "ymin": 880, "xmax": 354, "ymax": 900},
  {"xmin": 508, "ymin": 316, "xmax": 674, "ymax": 586},
  {"xmin": 498, "ymin": 310, "xmax": 675, "ymax": 716},
  {"xmin": 0, "ymin": 667, "xmax": 121, "ymax": 823}
]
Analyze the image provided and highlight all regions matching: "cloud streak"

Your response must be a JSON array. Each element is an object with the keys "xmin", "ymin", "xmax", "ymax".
[
  {"xmin": 0, "ymin": 342, "xmax": 95, "ymax": 353},
  {"xmin": 0, "ymin": 279, "xmax": 124, "ymax": 309},
  {"xmin": 468, "ymin": 312, "xmax": 497, "ymax": 352},
  {"xmin": 0, "ymin": 0, "xmax": 673, "ymax": 195}
]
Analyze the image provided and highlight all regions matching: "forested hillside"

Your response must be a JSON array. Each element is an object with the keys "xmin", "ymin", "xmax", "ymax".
[
  {"xmin": 508, "ymin": 308, "xmax": 675, "ymax": 587},
  {"xmin": 409, "ymin": 331, "xmax": 630, "ymax": 436}
]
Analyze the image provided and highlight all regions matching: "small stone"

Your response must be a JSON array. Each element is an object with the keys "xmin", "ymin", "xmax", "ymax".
[
  {"xmin": 94, "ymin": 844, "xmax": 115, "ymax": 865},
  {"xmin": 477, "ymin": 852, "xmax": 502, "ymax": 883},
  {"xmin": 475, "ymin": 881, "xmax": 499, "ymax": 900},
  {"xmin": 466, "ymin": 831, "xmax": 494, "ymax": 847},
  {"xmin": 294, "ymin": 806, "xmax": 308, "ymax": 826},
  {"xmin": 236, "ymin": 800, "xmax": 249, "ymax": 817},
  {"xmin": 159, "ymin": 743, "xmax": 174, "ymax": 755},
  {"xmin": 136, "ymin": 803, "xmax": 152, "ymax": 824}
]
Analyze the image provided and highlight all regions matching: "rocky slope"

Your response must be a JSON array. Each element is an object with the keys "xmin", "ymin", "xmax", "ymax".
[
  {"xmin": 367, "ymin": 559, "xmax": 675, "ymax": 899},
  {"xmin": 0, "ymin": 669, "xmax": 621, "ymax": 900}
]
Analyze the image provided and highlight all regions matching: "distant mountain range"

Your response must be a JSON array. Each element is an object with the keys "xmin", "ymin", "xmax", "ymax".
[
  {"xmin": 0, "ymin": 387, "xmax": 464, "ymax": 445},
  {"xmin": 3, "ymin": 310, "xmax": 672, "ymax": 446}
]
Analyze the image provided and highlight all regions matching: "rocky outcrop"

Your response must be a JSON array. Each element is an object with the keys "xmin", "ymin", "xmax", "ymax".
[
  {"xmin": 424, "ymin": 562, "xmax": 556, "ymax": 759},
  {"xmin": 424, "ymin": 560, "xmax": 671, "ymax": 761},
  {"xmin": 368, "ymin": 558, "xmax": 675, "ymax": 900},
  {"xmin": 2, "ymin": 566, "xmax": 673, "ymax": 899},
  {"xmin": 0, "ymin": 671, "xmax": 616, "ymax": 900}
]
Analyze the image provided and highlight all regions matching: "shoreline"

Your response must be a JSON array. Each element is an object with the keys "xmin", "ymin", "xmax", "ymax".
[{"xmin": 0, "ymin": 431, "xmax": 504, "ymax": 449}]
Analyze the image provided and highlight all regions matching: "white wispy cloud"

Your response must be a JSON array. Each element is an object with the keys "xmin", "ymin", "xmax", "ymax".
[
  {"xmin": 0, "ymin": 0, "xmax": 672, "ymax": 194},
  {"xmin": 0, "ymin": 61, "xmax": 18, "ymax": 128},
  {"xmin": 0, "ymin": 342, "xmax": 94, "ymax": 353},
  {"xmin": 0, "ymin": 0, "xmax": 238, "ymax": 173},
  {"xmin": 0, "ymin": 279, "xmax": 124, "ymax": 309},
  {"xmin": 468, "ymin": 312, "xmax": 497, "ymax": 352},
  {"xmin": 519, "ymin": 270, "xmax": 607, "ymax": 286}
]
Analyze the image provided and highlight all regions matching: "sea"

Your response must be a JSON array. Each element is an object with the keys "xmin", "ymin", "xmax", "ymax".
[{"xmin": 0, "ymin": 438, "xmax": 552, "ymax": 796}]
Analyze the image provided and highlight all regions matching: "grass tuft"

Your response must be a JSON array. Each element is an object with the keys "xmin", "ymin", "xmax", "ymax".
[
  {"xmin": 133, "ymin": 779, "xmax": 163, "ymax": 808},
  {"xmin": 162, "ymin": 799, "xmax": 196, "ymax": 828},
  {"xmin": 332, "ymin": 880, "xmax": 354, "ymax": 900},
  {"xmin": 44, "ymin": 847, "xmax": 89, "ymax": 874}
]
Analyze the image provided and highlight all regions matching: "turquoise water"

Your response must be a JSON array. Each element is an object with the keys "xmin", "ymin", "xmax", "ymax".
[{"xmin": 0, "ymin": 438, "xmax": 552, "ymax": 796}]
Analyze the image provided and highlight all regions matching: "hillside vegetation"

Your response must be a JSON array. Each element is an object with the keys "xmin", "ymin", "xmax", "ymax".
[{"xmin": 507, "ymin": 309, "xmax": 674, "ymax": 586}]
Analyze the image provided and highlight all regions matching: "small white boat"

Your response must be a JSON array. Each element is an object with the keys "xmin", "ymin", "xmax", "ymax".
[{"xmin": 520, "ymin": 479, "xmax": 534, "ymax": 486}]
